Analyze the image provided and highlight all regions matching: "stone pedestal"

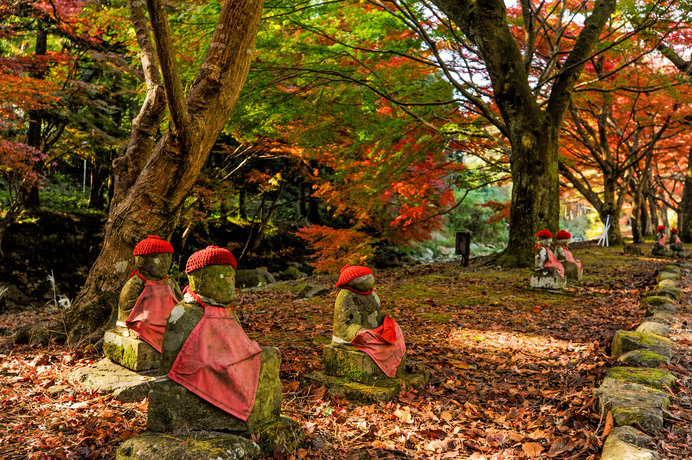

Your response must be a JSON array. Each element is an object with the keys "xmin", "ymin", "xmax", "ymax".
[
  {"xmin": 147, "ymin": 347, "xmax": 282, "ymax": 434},
  {"xmin": 652, "ymin": 244, "xmax": 672, "ymax": 257},
  {"xmin": 70, "ymin": 358, "xmax": 156, "ymax": 402},
  {"xmin": 323, "ymin": 343, "xmax": 404, "ymax": 384},
  {"xmin": 104, "ymin": 328, "xmax": 159, "ymax": 371},
  {"xmin": 562, "ymin": 262, "xmax": 583, "ymax": 282},
  {"xmin": 530, "ymin": 267, "xmax": 566, "ymax": 289}
]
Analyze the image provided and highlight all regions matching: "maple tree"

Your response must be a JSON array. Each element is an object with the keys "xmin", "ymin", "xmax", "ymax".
[
  {"xmin": 60, "ymin": 0, "xmax": 265, "ymax": 341},
  {"xmin": 559, "ymin": 50, "xmax": 690, "ymax": 245}
]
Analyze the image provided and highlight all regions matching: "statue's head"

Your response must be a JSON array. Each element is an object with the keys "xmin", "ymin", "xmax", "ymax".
[
  {"xmin": 556, "ymin": 229, "xmax": 572, "ymax": 246},
  {"xmin": 657, "ymin": 225, "xmax": 667, "ymax": 234},
  {"xmin": 536, "ymin": 229, "xmax": 553, "ymax": 246},
  {"xmin": 336, "ymin": 264, "xmax": 375, "ymax": 294},
  {"xmin": 133, "ymin": 235, "xmax": 174, "ymax": 280},
  {"xmin": 671, "ymin": 228, "xmax": 678, "ymax": 234},
  {"xmin": 185, "ymin": 246, "xmax": 237, "ymax": 305}
]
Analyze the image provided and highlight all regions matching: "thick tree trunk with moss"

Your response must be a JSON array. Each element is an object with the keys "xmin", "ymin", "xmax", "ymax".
[
  {"xmin": 430, "ymin": 0, "xmax": 616, "ymax": 267},
  {"xmin": 680, "ymin": 146, "xmax": 692, "ymax": 242},
  {"xmin": 62, "ymin": 0, "xmax": 265, "ymax": 342}
]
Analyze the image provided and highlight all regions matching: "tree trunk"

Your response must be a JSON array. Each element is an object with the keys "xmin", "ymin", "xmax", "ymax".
[
  {"xmin": 648, "ymin": 195, "xmax": 659, "ymax": 231},
  {"xmin": 679, "ymin": 145, "xmax": 692, "ymax": 242},
  {"xmin": 63, "ymin": 0, "xmax": 265, "ymax": 342},
  {"xmin": 88, "ymin": 155, "xmax": 110, "ymax": 210},
  {"xmin": 498, "ymin": 120, "xmax": 560, "ymax": 266},
  {"xmin": 631, "ymin": 187, "xmax": 643, "ymax": 243},
  {"xmin": 20, "ymin": 28, "xmax": 48, "ymax": 211}
]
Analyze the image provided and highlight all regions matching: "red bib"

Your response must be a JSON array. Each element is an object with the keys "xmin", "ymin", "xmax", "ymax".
[
  {"xmin": 351, "ymin": 315, "xmax": 406, "ymax": 378},
  {"xmin": 168, "ymin": 290, "xmax": 262, "ymax": 421},
  {"xmin": 534, "ymin": 245, "xmax": 565, "ymax": 279},
  {"xmin": 558, "ymin": 244, "xmax": 582, "ymax": 272},
  {"xmin": 657, "ymin": 236, "xmax": 666, "ymax": 245},
  {"xmin": 125, "ymin": 271, "xmax": 178, "ymax": 353}
]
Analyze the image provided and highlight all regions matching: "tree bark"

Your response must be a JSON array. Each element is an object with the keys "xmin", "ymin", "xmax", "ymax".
[
  {"xmin": 64, "ymin": 0, "xmax": 265, "ymax": 341},
  {"xmin": 679, "ymin": 146, "xmax": 692, "ymax": 242}
]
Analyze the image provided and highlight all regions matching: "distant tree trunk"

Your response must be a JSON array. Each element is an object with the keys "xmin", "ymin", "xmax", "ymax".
[
  {"xmin": 649, "ymin": 195, "xmax": 660, "ymax": 231},
  {"xmin": 88, "ymin": 155, "xmax": 110, "ymax": 210},
  {"xmin": 63, "ymin": 0, "xmax": 265, "ymax": 342},
  {"xmin": 679, "ymin": 146, "xmax": 692, "ymax": 242},
  {"xmin": 238, "ymin": 188, "xmax": 247, "ymax": 220},
  {"xmin": 640, "ymin": 203, "xmax": 651, "ymax": 236},
  {"xmin": 20, "ymin": 28, "xmax": 48, "ymax": 211}
]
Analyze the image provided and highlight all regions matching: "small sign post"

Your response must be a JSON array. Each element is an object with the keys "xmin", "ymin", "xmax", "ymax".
[{"xmin": 455, "ymin": 231, "xmax": 471, "ymax": 266}]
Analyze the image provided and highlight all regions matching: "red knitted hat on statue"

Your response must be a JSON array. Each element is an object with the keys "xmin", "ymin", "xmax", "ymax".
[
  {"xmin": 657, "ymin": 225, "xmax": 666, "ymax": 232},
  {"xmin": 556, "ymin": 230, "xmax": 571, "ymax": 240},
  {"xmin": 133, "ymin": 235, "xmax": 174, "ymax": 256},
  {"xmin": 185, "ymin": 246, "xmax": 237, "ymax": 273},
  {"xmin": 671, "ymin": 228, "xmax": 678, "ymax": 233},
  {"xmin": 536, "ymin": 229, "xmax": 553, "ymax": 239},
  {"xmin": 336, "ymin": 264, "xmax": 373, "ymax": 288}
]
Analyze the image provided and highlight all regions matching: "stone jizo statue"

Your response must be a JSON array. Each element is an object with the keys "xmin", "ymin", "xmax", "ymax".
[
  {"xmin": 149, "ymin": 245, "xmax": 281, "ymax": 433},
  {"xmin": 554, "ymin": 230, "xmax": 583, "ymax": 282},
  {"xmin": 669, "ymin": 228, "xmax": 684, "ymax": 258},
  {"xmin": 104, "ymin": 235, "xmax": 182, "ymax": 371},
  {"xmin": 652, "ymin": 225, "xmax": 672, "ymax": 257},
  {"xmin": 530, "ymin": 229, "xmax": 566, "ymax": 289},
  {"xmin": 325, "ymin": 264, "xmax": 405, "ymax": 382}
]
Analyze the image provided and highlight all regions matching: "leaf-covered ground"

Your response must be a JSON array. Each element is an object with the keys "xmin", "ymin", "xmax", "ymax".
[{"xmin": 1, "ymin": 244, "xmax": 691, "ymax": 459}]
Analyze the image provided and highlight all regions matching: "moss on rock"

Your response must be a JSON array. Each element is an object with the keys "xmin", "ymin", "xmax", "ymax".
[
  {"xmin": 606, "ymin": 366, "xmax": 676, "ymax": 390},
  {"xmin": 617, "ymin": 350, "xmax": 670, "ymax": 367},
  {"xmin": 611, "ymin": 330, "xmax": 673, "ymax": 358}
]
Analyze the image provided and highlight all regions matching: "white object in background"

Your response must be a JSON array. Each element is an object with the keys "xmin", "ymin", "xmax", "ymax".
[{"xmin": 597, "ymin": 215, "xmax": 611, "ymax": 247}]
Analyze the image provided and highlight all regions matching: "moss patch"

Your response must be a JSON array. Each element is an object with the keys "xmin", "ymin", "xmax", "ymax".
[
  {"xmin": 419, "ymin": 312, "xmax": 452, "ymax": 323},
  {"xmin": 606, "ymin": 366, "xmax": 676, "ymax": 390}
]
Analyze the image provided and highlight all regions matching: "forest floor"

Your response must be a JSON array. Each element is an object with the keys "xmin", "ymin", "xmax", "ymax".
[{"xmin": 1, "ymin": 244, "xmax": 691, "ymax": 459}]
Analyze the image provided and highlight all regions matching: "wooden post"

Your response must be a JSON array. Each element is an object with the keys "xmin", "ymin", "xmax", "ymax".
[{"xmin": 455, "ymin": 231, "xmax": 471, "ymax": 266}]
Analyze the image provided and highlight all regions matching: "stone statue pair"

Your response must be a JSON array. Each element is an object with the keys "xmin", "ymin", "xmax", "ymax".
[
  {"xmin": 652, "ymin": 226, "xmax": 684, "ymax": 258},
  {"xmin": 531, "ymin": 229, "xmax": 582, "ymax": 289}
]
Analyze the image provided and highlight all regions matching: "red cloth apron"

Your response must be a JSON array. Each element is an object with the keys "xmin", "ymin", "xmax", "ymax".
[
  {"xmin": 671, "ymin": 235, "xmax": 681, "ymax": 245},
  {"xmin": 351, "ymin": 315, "xmax": 406, "ymax": 378},
  {"xmin": 533, "ymin": 245, "xmax": 565, "ymax": 279},
  {"xmin": 125, "ymin": 270, "xmax": 178, "ymax": 353},
  {"xmin": 557, "ymin": 244, "xmax": 582, "ymax": 272},
  {"xmin": 657, "ymin": 235, "xmax": 666, "ymax": 245},
  {"xmin": 168, "ymin": 287, "xmax": 262, "ymax": 421}
]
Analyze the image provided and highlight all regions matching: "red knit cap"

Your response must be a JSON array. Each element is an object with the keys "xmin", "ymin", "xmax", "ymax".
[
  {"xmin": 336, "ymin": 264, "xmax": 373, "ymax": 288},
  {"xmin": 657, "ymin": 225, "xmax": 666, "ymax": 232},
  {"xmin": 536, "ymin": 229, "xmax": 553, "ymax": 239},
  {"xmin": 133, "ymin": 235, "xmax": 174, "ymax": 256},
  {"xmin": 556, "ymin": 230, "xmax": 571, "ymax": 240},
  {"xmin": 671, "ymin": 228, "xmax": 678, "ymax": 233},
  {"xmin": 185, "ymin": 246, "xmax": 237, "ymax": 273}
]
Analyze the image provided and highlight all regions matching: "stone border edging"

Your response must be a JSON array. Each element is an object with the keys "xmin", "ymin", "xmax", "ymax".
[{"xmin": 597, "ymin": 262, "xmax": 687, "ymax": 460}]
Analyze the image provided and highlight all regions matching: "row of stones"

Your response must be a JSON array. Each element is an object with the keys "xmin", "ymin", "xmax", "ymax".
[{"xmin": 596, "ymin": 263, "xmax": 684, "ymax": 460}]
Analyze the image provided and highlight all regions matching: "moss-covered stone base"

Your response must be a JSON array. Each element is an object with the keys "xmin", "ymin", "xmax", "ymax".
[
  {"xmin": 69, "ymin": 358, "xmax": 156, "ymax": 402},
  {"xmin": 116, "ymin": 432, "xmax": 263, "ymax": 460},
  {"xmin": 656, "ymin": 279, "xmax": 678, "ymax": 291},
  {"xmin": 323, "ymin": 343, "xmax": 405, "ymax": 384},
  {"xmin": 611, "ymin": 330, "xmax": 673, "ymax": 359},
  {"xmin": 641, "ymin": 296, "xmax": 675, "ymax": 308},
  {"xmin": 656, "ymin": 271, "xmax": 680, "ymax": 282},
  {"xmin": 529, "ymin": 269, "xmax": 566, "ymax": 289},
  {"xmin": 647, "ymin": 288, "xmax": 682, "ymax": 300},
  {"xmin": 255, "ymin": 416, "xmax": 305, "ymax": 453},
  {"xmin": 635, "ymin": 321, "xmax": 671, "ymax": 337},
  {"xmin": 148, "ymin": 347, "xmax": 282, "ymax": 434},
  {"xmin": 594, "ymin": 379, "xmax": 669, "ymax": 434},
  {"xmin": 103, "ymin": 328, "xmax": 160, "ymax": 371},
  {"xmin": 302, "ymin": 365, "xmax": 429, "ymax": 403},
  {"xmin": 645, "ymin": 303, "xmax": 678, "ymax": 317},
  {"xmin": 605, "ymin": 366, "xmax": 676, "ymax": 390},
  {"xmin": 617, "ymin": 350, "xmax": 670, "ymax": 367}
]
